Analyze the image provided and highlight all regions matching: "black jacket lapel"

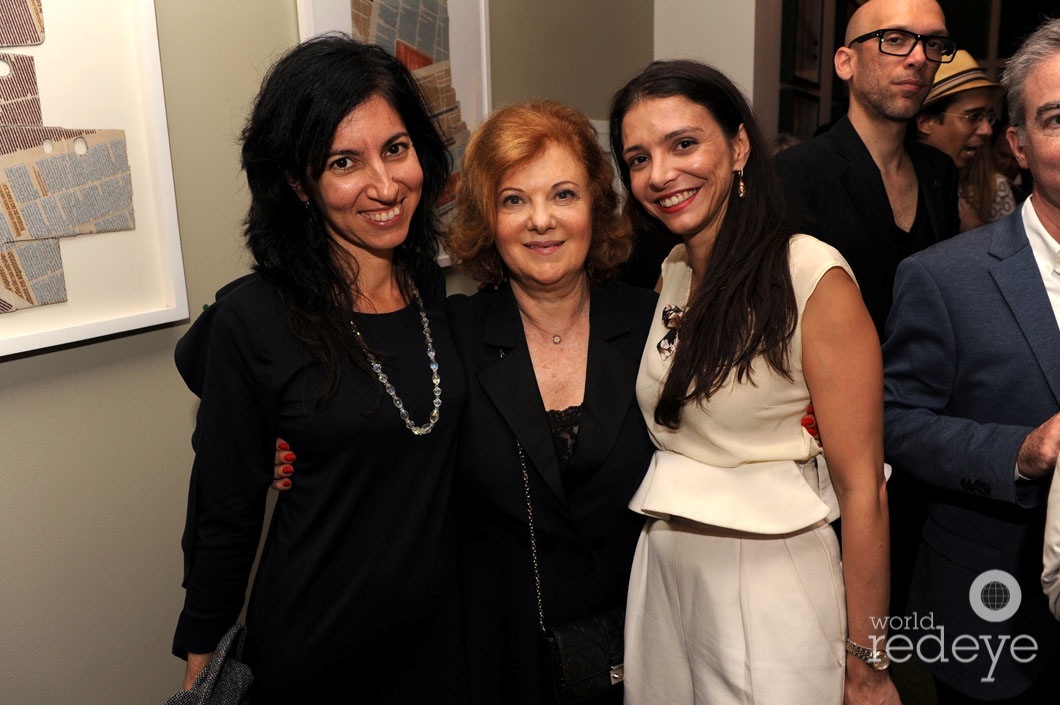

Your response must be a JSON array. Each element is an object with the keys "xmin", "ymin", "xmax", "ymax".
[
  {"xmin": 909, "ymin": 143, "xmax": 951, "ymax": 244},
  {"xmin": 477, "ymin": 287, "xmax": 569, "ymax": 507},
  {"xmin": 566, "ymin": 288, "xmax": 639, "ymax": 478},
  {"xmin": 829, "ymin": 118, "xmax": 896, "ymax": 235}
]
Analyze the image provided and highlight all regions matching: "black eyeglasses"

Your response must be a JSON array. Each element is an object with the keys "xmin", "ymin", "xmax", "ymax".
[
  {"xmin": 848, "ymin": 29, "xmax": 957, "ymax": 63},
  {"xmin": 940, "ymin": 109, "xmax": 997, "ymax": 127}
]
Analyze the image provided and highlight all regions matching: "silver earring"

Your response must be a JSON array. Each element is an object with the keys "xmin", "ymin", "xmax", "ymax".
[{"xmin": 737, "ymin": 170, "xmax": 746, "ymax": 199}]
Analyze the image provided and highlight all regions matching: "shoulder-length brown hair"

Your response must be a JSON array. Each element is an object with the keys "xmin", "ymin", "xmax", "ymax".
[{"xmin": 444, "ymin": 99, "xmax": 631, "ymax": 285}]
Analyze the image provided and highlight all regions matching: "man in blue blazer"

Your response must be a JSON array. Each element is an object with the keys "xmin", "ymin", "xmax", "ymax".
[{"xmin": 883, "ymin": 18, "xmax": 1060, "ymax": 703}]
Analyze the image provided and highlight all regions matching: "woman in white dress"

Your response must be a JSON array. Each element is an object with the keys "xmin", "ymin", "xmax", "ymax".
[{"xmin": 609, "ymin": 59, "xmax": 900, "ymax": 705}]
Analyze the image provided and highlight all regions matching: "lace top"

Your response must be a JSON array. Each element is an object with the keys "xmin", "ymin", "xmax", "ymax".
[{"xmin": 546, "ymin": 405, "xmax": 582, "ymax": 469}]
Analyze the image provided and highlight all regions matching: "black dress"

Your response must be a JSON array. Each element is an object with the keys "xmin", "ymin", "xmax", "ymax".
[
  {"xmin": 172, "ymin": 271, "xmax": 467, "ymax": 704},
  {"xmin": 447, "ymin": 281, "xmax": 656, "ymax": 705}
]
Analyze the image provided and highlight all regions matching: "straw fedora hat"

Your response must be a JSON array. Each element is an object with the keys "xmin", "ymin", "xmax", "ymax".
[{"xmin": 923, "ymin": 50, "xmax": 1000, "ymax": 107}]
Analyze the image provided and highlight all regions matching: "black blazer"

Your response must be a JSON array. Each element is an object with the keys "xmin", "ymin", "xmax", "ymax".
[
  {"xmin": 775, "ymin": 115, "xmax": 959, "ymax": 337},
  {"xmin": 447, "ymin": 281, "xmax": 656, "ymax": 705}
]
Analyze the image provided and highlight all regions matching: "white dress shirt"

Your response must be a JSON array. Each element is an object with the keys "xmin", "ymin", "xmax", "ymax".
[
  {"xmin": 1029, "ymin": 196, "xmax": 1060, "ymax": 620},
  {"xmin": 1024, "ymin": 196, "xmax": 1060, "ymax": 329}
]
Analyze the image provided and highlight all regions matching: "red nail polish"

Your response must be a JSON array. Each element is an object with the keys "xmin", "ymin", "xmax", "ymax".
[
  {"xmin": 281, "ymin": 479, "xmax": 292, "ymax": 488},
  {"xmin": 281, "ymin": 465, "xmax": 293, "ymax": 476},
  {"xmin": 283, "ymin": 452, "xmax": 295, "ymax": 462},
  {"xmin": 278, "ymin": 441, "xmax": 290, "ymax": 451}
]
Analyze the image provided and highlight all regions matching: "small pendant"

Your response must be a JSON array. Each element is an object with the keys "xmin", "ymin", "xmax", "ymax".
[{"xmin": 551, "ymin": 334, "xmax": 562, "ymax": 345}]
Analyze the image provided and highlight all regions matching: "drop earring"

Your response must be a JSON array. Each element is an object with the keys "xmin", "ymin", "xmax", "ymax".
[
  {"xmin": 302, "ymin": 200, "xmax": 325, "ymax": 249},
  {"xmin": 737, "ymin": 170, "xmax": 746, "ymax": 200}
]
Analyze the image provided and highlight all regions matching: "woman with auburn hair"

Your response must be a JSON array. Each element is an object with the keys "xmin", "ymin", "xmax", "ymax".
[
  {"xmin": 611, "ymin": 60, "xmax": 897, "ymax": 705},
  {"xmin": 446, "ymin": 100, "xmax": 633, "ymax": 284},
  {"xmin": 443, "ymin": 99, "xmax": 655, "ymax": 705}
]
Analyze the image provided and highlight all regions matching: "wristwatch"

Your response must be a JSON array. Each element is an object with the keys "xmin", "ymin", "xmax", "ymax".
[{"xmin": 845, "ymin": 638, "xmax": 890, "ymax": 671}]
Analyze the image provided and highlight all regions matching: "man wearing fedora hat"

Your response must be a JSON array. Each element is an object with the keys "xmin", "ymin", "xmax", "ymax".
[{"xmin": 913, "ymin": 50, "xmax": 1016, "ymax": 231}]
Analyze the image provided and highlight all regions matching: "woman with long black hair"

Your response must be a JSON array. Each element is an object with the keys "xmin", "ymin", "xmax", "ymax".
[
  {"xmin": 171, "ymin": 35, "xmax": 466, "ymax": 703},
  {"xmin": 611, "ymin": 60, "xmax": 898, "ymax": 705}
]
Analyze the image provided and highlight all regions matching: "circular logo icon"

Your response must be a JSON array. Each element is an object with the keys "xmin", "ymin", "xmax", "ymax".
[{"xmin": 969, "ymin": 569, "xmax": 1021, "ymax": 623}]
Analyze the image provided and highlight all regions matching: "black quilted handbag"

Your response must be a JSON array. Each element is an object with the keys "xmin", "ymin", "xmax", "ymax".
[
  {"xmin": 516, "ymin": 443, "xmax": 625, "ymax": 705},
  {"xmin": 539, "ymin": 607, "xmax": 625, "ymax": 704}
]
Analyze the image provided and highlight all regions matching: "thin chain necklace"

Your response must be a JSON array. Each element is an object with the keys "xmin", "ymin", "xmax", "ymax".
[
  {"xmin": 350, "ymin": 282, "xmax": 441, "ymax": 436},
  {"xmin": 518, "ymin": 289, "xmax": 589, "ymax": 346}
]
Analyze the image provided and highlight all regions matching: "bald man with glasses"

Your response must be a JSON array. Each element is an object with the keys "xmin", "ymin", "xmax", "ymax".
[{"xmin": 775, "ymin": 0, "xmax": 959, "ymax": 338}]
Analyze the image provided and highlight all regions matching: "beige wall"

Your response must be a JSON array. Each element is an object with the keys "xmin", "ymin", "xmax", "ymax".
[
  {"xmin": 488, "ymin": 0, "xmax": 654, "ymax": 119},
  {"xmin": 654, "ymin": 0, "xmax": 757, "ymax": 91},
  {"xmin": 0, "ymin": 2, "xmax": 297, "ymax": 703},
  {"xmin": 0, "ymin": 2, "xmax": 781, "ymax": 702},
  {"xmin": 654, "ymin": 0, "xmax": 781, "ymax": 138}
]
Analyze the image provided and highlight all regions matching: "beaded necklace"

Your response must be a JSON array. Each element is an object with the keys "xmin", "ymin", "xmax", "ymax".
[{"xmin": 350, "ymin": 283, "xmax": 441, "ymax": 436}]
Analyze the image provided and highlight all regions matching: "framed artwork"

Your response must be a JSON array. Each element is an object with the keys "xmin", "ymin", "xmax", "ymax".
[
  {"xmin": 296, "ymin": 0, "xmax": 491, "ymax": 133},
  {"xmin": 295, "ymin": 0, "xmax": 491, "ymax": 265},
  {"xmin": 782, "ymin": 0, "xmax": 824, "ymax": 87},
  {"xmin": 0, "ymin": 0, "xmax": 185, "ymax": 357}
]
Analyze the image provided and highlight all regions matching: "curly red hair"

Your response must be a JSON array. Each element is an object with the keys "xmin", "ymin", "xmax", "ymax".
[{"xmin": 443, "ymin": 100, "xmax": 631, "ymax": 285}]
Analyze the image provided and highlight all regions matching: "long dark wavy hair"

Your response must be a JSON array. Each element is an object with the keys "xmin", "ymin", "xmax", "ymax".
[
  {"xmin": 241, "ymin": 34, "xmax": 450, "ymax": 400},
  {"xmin": 609, "ymin": 60, "xmax": 798, "ymax": 429}
]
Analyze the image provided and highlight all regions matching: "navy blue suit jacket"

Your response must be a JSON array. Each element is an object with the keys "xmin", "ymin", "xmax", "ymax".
[{"xmin": 883, "ymin": 207, "xmax": 1060, "ymax": 697}]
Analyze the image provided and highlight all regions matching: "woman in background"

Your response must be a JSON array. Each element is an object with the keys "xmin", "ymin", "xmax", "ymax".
[
  {"xmin": 611, "ymin": 60, "xmax": 897, "ymax": 705},
  {"xmin": 173, "ymin": 35, "xmax": 466, "ymax": 704}
]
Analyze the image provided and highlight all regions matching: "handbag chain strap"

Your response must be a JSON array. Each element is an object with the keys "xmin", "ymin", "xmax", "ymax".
[{"xmin": 516, "ymin": 441, "xmax": 548, "ymax": 634}]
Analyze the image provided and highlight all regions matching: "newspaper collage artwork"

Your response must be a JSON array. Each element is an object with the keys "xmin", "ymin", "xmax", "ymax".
[
  {"xmin": 0, "ymin": 0, "xmax": 134, "ymax": 314},
  {"xmin": 351, "ymin": 0, "xmax": 470, "ymax": 219}
]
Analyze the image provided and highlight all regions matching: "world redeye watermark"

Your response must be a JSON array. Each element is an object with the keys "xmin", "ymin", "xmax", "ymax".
[
  {"xmin": 969, "ymin": 569, "xmax": 1022, "ymax": 622},
  {"xmin": 866, "ymin": 570, "xmax": 1037, "ymax": 683}
]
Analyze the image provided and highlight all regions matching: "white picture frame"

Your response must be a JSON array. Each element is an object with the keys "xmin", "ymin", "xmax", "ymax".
[
  {"xmin": 295, "ymin": 0, "xmax": 491, "ymax": 133},
  {"xmin": 294, "ymin": 1, "xmax": 491, "ymax": 267},
  {"xmin": 0, "ymin": 0, "xmax": 186, "ymax": 358}
]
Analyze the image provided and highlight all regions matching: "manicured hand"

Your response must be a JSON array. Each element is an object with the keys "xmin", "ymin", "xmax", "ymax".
[
  {"xmin": 272, "ymin": 438, "xmax": 294, "ymax": 491},
  {"xmin": 802, "ymin": 402, "xmax": 822, "ymax": 447}
]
